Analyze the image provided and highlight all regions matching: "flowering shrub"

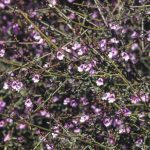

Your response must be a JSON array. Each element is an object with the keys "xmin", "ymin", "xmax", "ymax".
[{"xmin": 0, "ymin": 0, "xmax": 150, "ymax": 149}]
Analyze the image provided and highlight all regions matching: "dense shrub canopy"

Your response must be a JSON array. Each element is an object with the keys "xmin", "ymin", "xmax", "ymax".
[{"xmin": 0, "ymin": 0, "xmax": 150, "ymax": 149}]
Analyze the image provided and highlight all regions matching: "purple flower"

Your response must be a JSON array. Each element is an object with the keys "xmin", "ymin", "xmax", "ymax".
[
  {"xmin": 131, "ymin": 43, "xmax": 139, "ymax": 51},
  {"xmin": 25, "ymin": 98, "xmax": 33, "ymax": 109},
  {"xmin": 74, "ymin": 128, "xmax": 81, "ymax": 133},
  {"xmin": 77, "ymin": 64, "xmax": 85, "ymax": 72},
  {"xmin": 135, "ymin": 138, "xmax": 143, "ymax": 147},
  {"xmin": 112, "ymin": 118, "xmax": 123, "ymax": 127},
  {"xmin": 99, "ymin": 39, "xmax": 107, "ymax": 51},
  {"xmin": 4, "ymin": 133, "xmax": 11, "ymax": 142},
  {"xmin": 110, "ymin": 38, "xmax": 119, "ymax": 44},
  {"xmin": 32, "ymin": 74, "xmax": 40, "ymax": 83},
  {"xmin": 3, "ymin": 82, "xmax": 9, "ymax": 90},
  {"xmin": 80, "ymin": 115, "xmax": 89, "ymax": 123},
  {"xmin": 129, "ymin": 53, "xmax": 137, "ymax": 64},
  {"xmin": 130, "ymin": 95, "xmax": 140, "ymax": 104},
  {"xmin": 39, "ymin": 110, "xmax": 50, "ymax": 118},
  {"xmin": 140, "ymin": 93, "xmax": 149, "ymax": 102},
  {"xmin": 91, "ymin": 105, "xmax": 101, "ymax": 114},
  {"xmin": 108, "ymin": 136, "xmax": 116, "ymax": 145},
  {"xmin": 0, "ymin": 49, "xmax": 5, "ymax": 57},
  {"xmin": 118, "ymin": 124, "xmax": 130, "ymax": 134},
  {"xmin": 119, "ymin": 107, "xmax": 132, "ymax": 116},
  {"xmin": 18, "ymin": 124, "xmax": 26, "ymax": 130},
  {"xmin": 121, "ymin": 52, "xmax": 130, "ymax": 61},
  {"xmin": 72, "ymin": 42, "xmax": 81, "ymax": 50},
  {"xmin": 108, "ymin": 47, "xmax": 118, "ymax": 59},
  {"xmin": 80, "ymin": 97, "xmax": 89, "ymax": 105},
  {"xmin": 70, "ymin": 99, "xmax": 78, "ymax": 107},
  {"xmin": 11, "ymin": 80, "xmax": 23, "ymax": 92},
  {"xmin": 56, "ymin": 51, "xmax": 64, "ymax": 60},
  {"xmin": 103, "ymin": 117, "xmax": 112, "ymax": 127},
  {"xmin": 63, "ymin": 98, "xmax": 70, "ymax": 105},
  {"xmin": 96, "ymin": 78, "xmax": 104, "ymax": 86},
  {"xmin": 0, "ymin": 120, "xmax": 5, "ymax": 128},
  {"xmin": 102, "ymin": 92, "xmax": 116, "ymax": 103},
  {"xmin": 67, "ymin": 0, "xmax": 75, "ymax": 3},
  {"xmin": 131, "ymin": 31, "xmax": 138, "ymax": 39},
  {"xmin": 0, "ymin": 100, "xmax": 6, "ymax": 111},
  {"xmin": 46, "ymin": 144, "xmax": 54, "ymax": 150}
]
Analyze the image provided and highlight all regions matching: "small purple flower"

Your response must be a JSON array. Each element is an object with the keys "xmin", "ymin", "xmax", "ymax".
[
  {"xmin": 108, "ymin": 47, "xmax": 118, "ymax": 59},
  {"xmin": 80, "ymin": 97, "xmax": 89, "ymax": 105},
  {"xmin": 108, "ymin": 136, "xmax": 116, "ymax": 145},
  {"xmin": 52, "ymin": 96, "xmax": 59, "ymax": 103},
  {"xmin": 3, "ymin": 82, "xmax": 9, "ymax": 90},
  {"xmin": 119, "ymin": 107, "xmax": 132, "ymax": 116},
  {"xmin": 3, "ymin": 0, "xmax": 11, "ymax": 4},
  {"xmin": 129, "ymin": 53, "xmax": 137, "ymax": 64},
  {"xmin": 11, "ymin": 80, "xmax": 23, "ymax": 92},
  {"xmin": 131, "ymin": 43, "xmax": 139, "ymax": 51},
  {"xmin": 131, "ymin": 31, "xmax": 138, "ymax": 39},
  {"xmin": 80, "ymin": 115, "xmax": 89, "ymax": 123},
  {"xmin": 84, "ymin": 64, "xmax": 92, "ymax": 72},
  {"xmin": 99, "ymin": 39, "xmax": 107, "ymax": 51},
  {"xmin": 4, "ymin": 133, "xmax": 11, "ymax": 142},
  {"xmin": 103, "ymin": 117, "xmax": 112, "ymax": 127},
  {"xmin": 62, "ymin": 46, "xmax": 71, "ymax": 53},
  {"xmin": 135, "ymin": 138, "xmax": 143, "ymax": 147},
  {"xmin": 63, "ymin": 98, "xmax": 70, "ymax": 105},
  {"xmin": 0, "ymin": 49, "xmax": 5, "ymax": 57},
  {"xmin": 0, "ymin": 3, "xmax": 5, "ymax": 9},
  {"xmin": 131, "ymin": 95, "xmax": 140, "ymax": 104},
  {"xmin": 112, "ymin": 118, "xmax": 123, "ymax": 127},
  {"xmin": 74, "ymin": 128, "xmax": 81, "ymax": 133},
  {"xmin": 121, "ymin": 52, "xmax": 130, "ymax": 61},
  {"xmin": 0, "ymin": 120, "xmax": 5, "ymax": 128},
  {"xmin": 91, "ymin": 105, "xmax": 101, "ymax": 114},
  {"xmin": 110, "ymin": 38, "xmax": 119, "ymax": 44},
  {"xmin": 0, "ymin": 100, "xmax": 6, "ymax": 112},
  {"xmin": 40, "ymin": 110, "xmax": 50, "ymax": 118},
  {"xmin": 32, "ymin": 74, "xmax": 40, "ymax": 83},
  {"xmin": 70, "ymin": 99, "xmax": 78, "ymax": 107},
  {"xmin": 25, "ymin": 98, "xmax": 33, "ymax": 109},
  {"xmin": 68, "ymin": 13, "xmax": 76, "ymax": 20},
  {"xmin": 118, "ymin": 124, "xmax": 130, "ymax": 134},
  {"xmin": 109, "ymin": 23, "xmax": 121, "ymax": 31},
  {"xmin": 46, "ymin": 144, "xmax": 54, "ymax": 150},
  {"xmin": 140, "ymin": 93, "xmax": 149, "ymax": 102},
  {"xmin": 56, "ymin": 51, "xmax": 64, "ymax": 60},
  {"xmin": 72, "ymin": 42, "xmax": 81, "ymax": 50},
  {"xmin": 77, "ymin": 64, "xmax": 85, "ymax": 72},
  {"xmin": 52, "ymin": 126, "xmax": 60, "ymax": 138},
  {"xmin": 102, "ymin": 92, "xmax": 116, "ymax": 103},
  {"xmin": 96, "ymin": 78, "xmax": 104, "ymax": 86},
  {"xmin": 18, "ymin": 124, "xmax": 26, "ymax": 130},
  {"xmin": 67, "ymin": 0, "xmax": 75, "ymax": 3}
]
